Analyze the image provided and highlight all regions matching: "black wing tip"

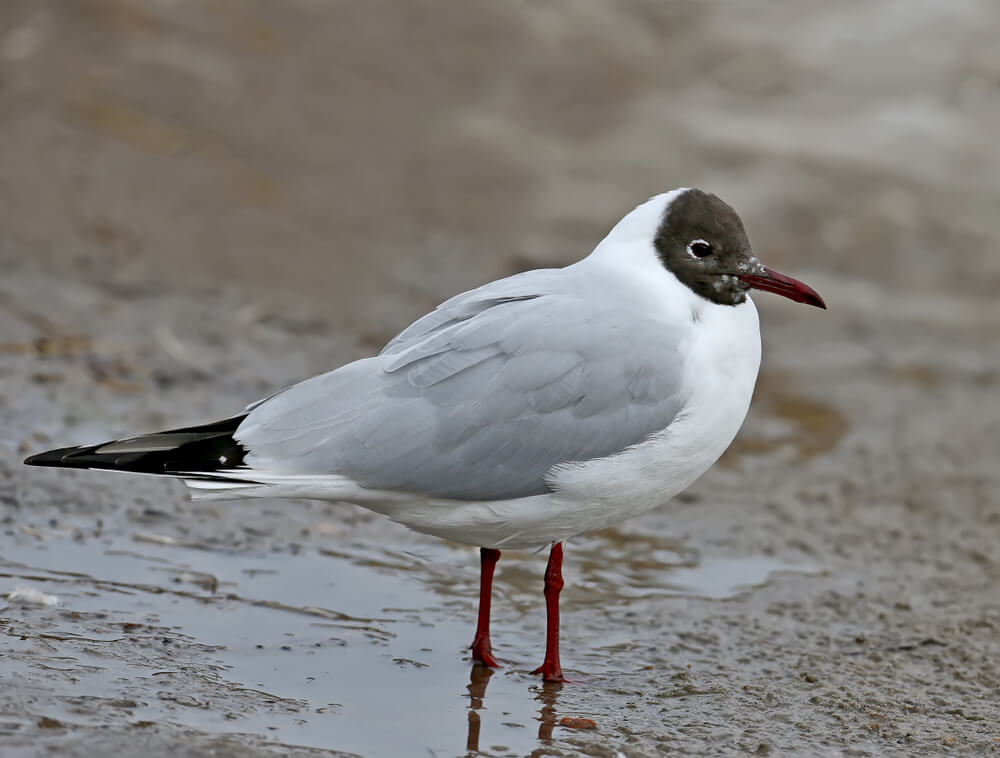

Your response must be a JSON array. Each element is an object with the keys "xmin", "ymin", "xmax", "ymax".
[
  {"xmin": 24, "ymin": 446, "xmax": 92, "ymax": 468},
  {"xmin": 22, "ymin": 415, "xmax": 250, "ymax": 474}
]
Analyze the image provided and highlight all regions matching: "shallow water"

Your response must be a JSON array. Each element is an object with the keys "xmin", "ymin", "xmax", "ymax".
[{"xmin": 0, "ymin": 520, "xmax": 811, "ymax": 756}]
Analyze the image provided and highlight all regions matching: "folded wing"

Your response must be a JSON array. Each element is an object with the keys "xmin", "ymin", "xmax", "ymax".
[{"xmin": 236, "ymin": 271, "xmax": 688, "ymax": 501}]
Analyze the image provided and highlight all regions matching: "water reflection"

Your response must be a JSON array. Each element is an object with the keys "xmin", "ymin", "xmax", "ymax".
[
  {"xmin": 1, "ymin": 520, "xmax": 816, "ymax": 755},
  {"xmin": 533, "ymin": 680, "xmax": 563, "ymax": 743},
  {"xmin": 463, "ymin": 666, "xmax": 572, "ymax": 754},
  {"xmin": 464, "ymin": 664, "xmax": 494, "ymax": 753}
]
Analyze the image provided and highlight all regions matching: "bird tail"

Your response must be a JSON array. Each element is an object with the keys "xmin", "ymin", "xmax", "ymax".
[{"xmin": 23, "ymin": 415, "xmax": 252, "ymax": 482}]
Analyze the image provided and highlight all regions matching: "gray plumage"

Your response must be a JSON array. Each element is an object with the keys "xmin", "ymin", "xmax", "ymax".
[{"xmin": 236, "ymin": 267, "xmax": 687, "ymax": 501}]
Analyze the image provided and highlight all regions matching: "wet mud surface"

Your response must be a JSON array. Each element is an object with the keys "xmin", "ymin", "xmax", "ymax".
[{"xmin": 2, "ymin": 1, "xmax": 1000, "ymax": 756}]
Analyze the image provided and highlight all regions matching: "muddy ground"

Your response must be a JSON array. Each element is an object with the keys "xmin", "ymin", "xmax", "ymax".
[{"xmin": 2, "ymin": 1, "xmax": 999, "ymax": 756}]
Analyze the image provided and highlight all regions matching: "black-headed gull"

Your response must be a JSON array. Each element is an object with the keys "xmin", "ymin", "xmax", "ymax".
[{"xmin": 25, "ymin": 188, "xmax": 825, "ymax": 682}]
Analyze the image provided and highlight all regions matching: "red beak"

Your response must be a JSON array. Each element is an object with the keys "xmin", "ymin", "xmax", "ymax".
[{"xmin": 739, "ymin": 266, "xmax": 826, "ymax": 309}]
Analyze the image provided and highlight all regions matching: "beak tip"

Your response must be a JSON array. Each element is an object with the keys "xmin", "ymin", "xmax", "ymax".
[{"xmin": 741, "ymin": 266, "xmax": 826, "ymax": 311}]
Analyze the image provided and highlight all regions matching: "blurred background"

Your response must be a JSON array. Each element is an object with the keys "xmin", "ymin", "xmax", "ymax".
[
  {"xmin": 3, "ymin": 0, "xmax": 999, "ymax": 327},
  {"xmin": 2, "ymin": 2, "xmax": 1000, "ymax": 756}
]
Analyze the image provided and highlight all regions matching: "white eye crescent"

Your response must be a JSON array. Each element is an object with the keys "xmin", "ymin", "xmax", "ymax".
[{"xmin": 687, "ymin": 239, "xmax": 714, "ymax": 259}]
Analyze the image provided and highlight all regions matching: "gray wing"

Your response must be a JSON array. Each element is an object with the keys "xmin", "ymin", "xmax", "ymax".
[{"xmin": 236, "ymin": 271, "xmax": 687, "ymax": 500}]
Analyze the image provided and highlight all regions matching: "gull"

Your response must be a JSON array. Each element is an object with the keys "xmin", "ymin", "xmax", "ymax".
[{"xmin": 25, "ymin": 188, "xmax": 825, "ymax": 682}]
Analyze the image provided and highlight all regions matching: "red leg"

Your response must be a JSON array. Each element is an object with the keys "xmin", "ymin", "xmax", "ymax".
[
  {"xmin": 470, "ymin": 547, "xmax": 502, "ymax": 667},
  {"xmin": 531, "ymin": 542, "xmax": 566, "ymax": 683}
]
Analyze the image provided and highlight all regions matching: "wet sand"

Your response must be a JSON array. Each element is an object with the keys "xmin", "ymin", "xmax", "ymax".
[{"xmin": 2, "ymin": 1, "xmax": 1000, "ymax": 756}]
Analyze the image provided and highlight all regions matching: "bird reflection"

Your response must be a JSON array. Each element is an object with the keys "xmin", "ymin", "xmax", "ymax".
[
  {"xmin": 534, "ymin": 680, "xmax": 563, "ymax": 742},
  {"xmin": 465, "ymin": 663, "xmax": 494, "ymax": 753},
  {"xmin": 464, "ymin": 664, "xmax": 571, "ymax": 753}
]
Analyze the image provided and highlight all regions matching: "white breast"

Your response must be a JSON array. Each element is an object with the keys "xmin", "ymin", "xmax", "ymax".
[{"xmin": 544, "ymin": 294, "xmax": 761, "ymax": 537}]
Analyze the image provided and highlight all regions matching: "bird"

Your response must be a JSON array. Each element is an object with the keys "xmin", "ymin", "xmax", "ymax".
[{"xmin": 24, "ymin": 188, "xmax": 825, "ymax": 682}]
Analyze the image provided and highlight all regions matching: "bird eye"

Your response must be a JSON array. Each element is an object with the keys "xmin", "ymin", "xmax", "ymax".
[{"xmin": 687, "ymin": 240, "xmax": 714, "ymax": 259}]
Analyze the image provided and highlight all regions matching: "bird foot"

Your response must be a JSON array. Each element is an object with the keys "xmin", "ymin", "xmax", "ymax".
[
  {"xmin": 531, "ymin": 662, "xmax": 568, "ymax": 683},
  {"xmin": 470, "ymin": 637, "xmax": 502, "ymax": 668}
]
